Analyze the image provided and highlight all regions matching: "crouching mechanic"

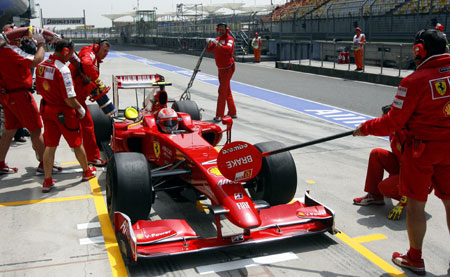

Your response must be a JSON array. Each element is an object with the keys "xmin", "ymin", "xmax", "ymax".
[
  {"xmin": 353, "ymin": 29, "xmax": 450, "ymax": 275},
  {"xmin": 353, "ymin": 105, "xmax": 409, "ymax": 220},
  {"xmin": 36, "ymin": 40, "xmax": 96, "ymax": 192},
  {"xmin": 69, "ymin": 39, "xmax": 110, "ymax": 167}
]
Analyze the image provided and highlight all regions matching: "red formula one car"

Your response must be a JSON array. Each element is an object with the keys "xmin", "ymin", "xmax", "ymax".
[{"xmin": 89, "ymin": 74, "xmax": 335, "ymax": 264}]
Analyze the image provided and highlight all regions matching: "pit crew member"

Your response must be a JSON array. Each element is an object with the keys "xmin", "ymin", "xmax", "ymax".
[
  {"xmin": 69, "ymin": 39, "xmax": 110, "ymax": 167},
  {"xmin": 0, "ymin": 25, "xmax": 46, "ymax": 174},
  {"xmin": 353, "ymin": 105, "xmax": 408, "ymax": 220},
  {"xmin": 353, "ymin": 29, "xmax": 450, "ymax": 275},
  {"xmin": 36, "ymin": 39, "xmax": 96, "ymax": 192},
  {"xmin": 206, "ymin": 23, "xmax": 237, "ymax": 122}
]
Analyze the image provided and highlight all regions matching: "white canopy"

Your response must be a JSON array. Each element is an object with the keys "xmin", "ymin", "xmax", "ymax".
[
  {"xmin": 239, "ymin": 5, "xmax": 273, "ymax": 13},
  {"xmin": 102, "ymin": 12, "xmax": 135, "ymax": 21}
]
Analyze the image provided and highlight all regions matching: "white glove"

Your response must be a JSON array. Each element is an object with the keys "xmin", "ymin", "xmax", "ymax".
[
  {"xmin": 206, "ymin": 38, "xmax": 217, "ymax": 44},
  {"xmin": 0, "ymin": 33, "xmax": 7, "ymax": 47},
  {"xmin": 31, "ymin": 27, "xmax": 45, "ymax": 45},
  {"xmin": 77, "ymin": 106, "xmax": 86, "ymax": 119}
]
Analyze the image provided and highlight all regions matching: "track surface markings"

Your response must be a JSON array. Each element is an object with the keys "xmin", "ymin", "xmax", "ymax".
[
  {"xmin": 353, "ymin": 233, "xmax": 388, "ymax": 244},
  {"xmin": 336, "ymin": 230, "xmax": 405, "ymax": 276},
  {"xmin": 196, "ymin": 252, "xmax": 298, "ymax": 275},
  {"xmin": 77, "ymin": 222, "xmax": 101, "ymax": 230}
]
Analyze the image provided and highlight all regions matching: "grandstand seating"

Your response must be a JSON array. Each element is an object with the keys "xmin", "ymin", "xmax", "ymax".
[
  {"xmin": 262, "ymin": 0, "xmax": 450, "ymax": 22},
  {"xmin": 368, "ymin": 0, "xmax": 407, "ymax": 16},
  {"xmin": 394, "ymin": 0, "xmax": 431, "ymax": 14}
]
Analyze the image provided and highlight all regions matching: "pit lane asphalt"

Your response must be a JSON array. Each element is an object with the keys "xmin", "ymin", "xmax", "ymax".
[{"xmin": 0, "ymin": 45, "xmax": 449, "ymax": 276}]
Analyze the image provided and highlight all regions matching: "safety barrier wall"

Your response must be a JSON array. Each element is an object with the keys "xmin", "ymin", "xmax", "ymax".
[{"xmin": 61, "ymin": 12, "xmax": 449, "ymax": 43}]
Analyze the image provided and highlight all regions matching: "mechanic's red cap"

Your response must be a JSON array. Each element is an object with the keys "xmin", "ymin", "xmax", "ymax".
[
  {"xmin": 355, "ymin": 27, "xmax": 361, "ymax": 31},
  {"xmin": 436, "ymin": 23, "xmax": 444, "ymax": 32}
]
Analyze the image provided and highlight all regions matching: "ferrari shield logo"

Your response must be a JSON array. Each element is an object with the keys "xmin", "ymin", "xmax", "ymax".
[
  {"xmin": 430, "ymin": 78, "xmax": 450, "ymax": 99},
  {"xmin": 38, "ymin": 66, "xmax": 44, "ymax": 76},
  {"xmin": 435, "ymin": 80, "xmax": 447, "ymax": 96},
  {"xmin": 153, "ymin": 142, "xmax": 160, "ymax": 158}
]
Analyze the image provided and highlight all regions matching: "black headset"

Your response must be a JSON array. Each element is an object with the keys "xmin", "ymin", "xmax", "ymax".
[{"xmin": 93, "ymin": 39, "xmax": 109, "ymax": 52}]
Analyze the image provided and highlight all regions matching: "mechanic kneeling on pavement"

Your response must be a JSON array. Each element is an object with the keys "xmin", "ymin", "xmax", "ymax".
[
  {"xmin": 36, "ymin": 39, "xmax": 96, "ymax": 193},
  {"xmin": 69, "ymin": 39, "xmax": 110, "ymax": 167},
  {"xmin": 354, "ymin": 29, "xmax": 450, "ymax": 275}
]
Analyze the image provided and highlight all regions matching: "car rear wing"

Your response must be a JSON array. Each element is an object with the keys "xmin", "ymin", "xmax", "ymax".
[{"xmin": 112, "ymin": 74, "xmax": 164, "ymax": 113}]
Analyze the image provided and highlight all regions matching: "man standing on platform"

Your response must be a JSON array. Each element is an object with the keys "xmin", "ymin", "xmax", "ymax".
[
  {"xmin": 251, "ymin": 32, "xmax": 262, "ymax": 63},
  {"xmin": 352, "ymin": 27, "xmax": 366, "ymax": 71}
]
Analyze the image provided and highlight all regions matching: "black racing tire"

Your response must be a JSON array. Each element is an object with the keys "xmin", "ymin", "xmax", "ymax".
[
  {"xmin": 246, "ymin": 141, "xmax": 297, "ymax": 206},
  {"xmin": 88, "ymin": 104, "xmax": 113, "ymax": 148},
  {"xmin": 106, "ymin": 152, "xmax": 152, "ymax": 224},
  {"xmin": 172, "ymin": 100, "xmax": 201, "ymax": 120},
  {"xmin": 116, "ymin": 232, "xmax": 137, "ymax": 266}
]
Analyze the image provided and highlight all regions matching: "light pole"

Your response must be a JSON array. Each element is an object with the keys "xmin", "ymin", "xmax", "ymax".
[{"xmin": 35, "ymin": 3, "xmax": 43, "ymax": 28}]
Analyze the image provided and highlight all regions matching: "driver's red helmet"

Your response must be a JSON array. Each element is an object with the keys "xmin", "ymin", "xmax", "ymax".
[
  {"xmin": 157, "ymin": 108, "xmax": 178, "ymax": 133},
  {"xmin": 436, "ymin": 23, "xmax": 444, "ymax": 32}
]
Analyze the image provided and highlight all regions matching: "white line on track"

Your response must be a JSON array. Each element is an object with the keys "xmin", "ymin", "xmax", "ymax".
[
  {"xmin": 77, "ymin": 222, "xmax": 101, "ymax": 230},
  {"xmin": 79, "ymin": 236, "xmax": 105, "ymax": 245},
  {"xmin": 196, "ymin": 252, "xmax": 298, "ymax": 275}
]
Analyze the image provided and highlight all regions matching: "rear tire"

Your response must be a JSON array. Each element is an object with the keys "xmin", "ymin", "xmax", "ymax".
[
  {"xmin": 172, "ymin": 100, "xmax": 201, "ymax": 120},
  {"xmin": 88, "ymin": 104, "xmax": 113, "ymax": 148},
  {"xmin": 106, "ymin": 152, "xmax": 152, "ymax": 224},
  {"xmin": 246, "ymin": 141, "xmax": 297, "ymax": 205}
]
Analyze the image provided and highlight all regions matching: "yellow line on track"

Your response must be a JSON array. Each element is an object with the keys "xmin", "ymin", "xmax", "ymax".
[
  {"xmin": 60, "ymin": 161, "xmax": 80, "ymax": 166},
  {"xmin": 0, "ymin": 195, "xmax": 93, "ymax": 207},
  {"xmin": 353, "ymin": 234, "xmax": 387, "ymax": 244},
  {"xmin": 88, "ymin": 178, "xmax": 128, "ymax": 277},
  {"xmin": 335, "ymin": 230, "xmax": 405, "ymax": 276}
]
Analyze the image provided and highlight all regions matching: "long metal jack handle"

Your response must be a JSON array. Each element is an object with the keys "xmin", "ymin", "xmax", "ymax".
[{"xmin": 179, "ymin": 43, "xmax": 208, "ymax": 101}]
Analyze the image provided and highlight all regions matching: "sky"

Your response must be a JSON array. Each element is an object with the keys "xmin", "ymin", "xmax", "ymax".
[{"xmin": 30, "ymin": 0, "xmax": 285, "ymax": 29}]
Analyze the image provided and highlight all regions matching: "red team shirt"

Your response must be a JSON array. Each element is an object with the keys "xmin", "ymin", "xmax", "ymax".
[
  {"xmin": 69, "ymin": 44, "xmax": 101, "ymax": 101},
  {"xmin": 361, "ymin": 53, "xmax": 450, "ymax": 201},
  {"xmin": 207, "ymin": 34, "xmax": 235, "ymax": 69},
  {"xmin": 361, "ymin": 54, "xmax": 450, "ymax": 140},
  {"xmin": 36, "ymin": 54, "xmax": 81, "ymax": 147},
  {"xmin": 0, "ymin": 44, "xmax": 42, "ymax": 131},
  {"xmin": 0, "ymin": 45, "xmax": 34, "ymax": 90}
]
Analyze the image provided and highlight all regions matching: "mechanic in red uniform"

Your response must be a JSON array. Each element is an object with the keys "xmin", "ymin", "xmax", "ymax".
[
  {"xmin": 354, "ymin": 29, "xmax": 450, "ymax": 275},
  {"xmin": 206, "ymin": 23, "xmax": 237, "ymax": 122},
  {"xmin": 36, "ymin": 39, "xmax": 96, "ymax": 192},
  {"xmin": 353, "ymin": 105, "xmax": 408, "ymax": 220},
  {"xmin": 0, "ymin": 26, "xmax": 46, "ymax": 174},
  {"xmin": 69, "ymin": 39, "xmax": 110, "ymax": 167}
]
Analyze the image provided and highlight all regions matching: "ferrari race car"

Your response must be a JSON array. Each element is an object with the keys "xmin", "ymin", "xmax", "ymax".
[{"xmin": 89, "ymin": 74, "xmax": 335, "ymax": 264}]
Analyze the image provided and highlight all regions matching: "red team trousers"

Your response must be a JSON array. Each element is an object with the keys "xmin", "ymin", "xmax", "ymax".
[
  {"xmin": 364, "ymin": 148, "xmax": 401, "ymax": 200},
  {"xmin": 216, "ymin": 64, "xmax": 236, "ymax": 118}
]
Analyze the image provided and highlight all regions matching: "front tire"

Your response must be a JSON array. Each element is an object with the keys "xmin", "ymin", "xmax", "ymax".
[
  {"xmin": 106, "ymin": 152, "xmax": 152, "ymax": 224},
  {"xmin": 246, "ymin": 141, "xmax": 297, "ymax": 205}
]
